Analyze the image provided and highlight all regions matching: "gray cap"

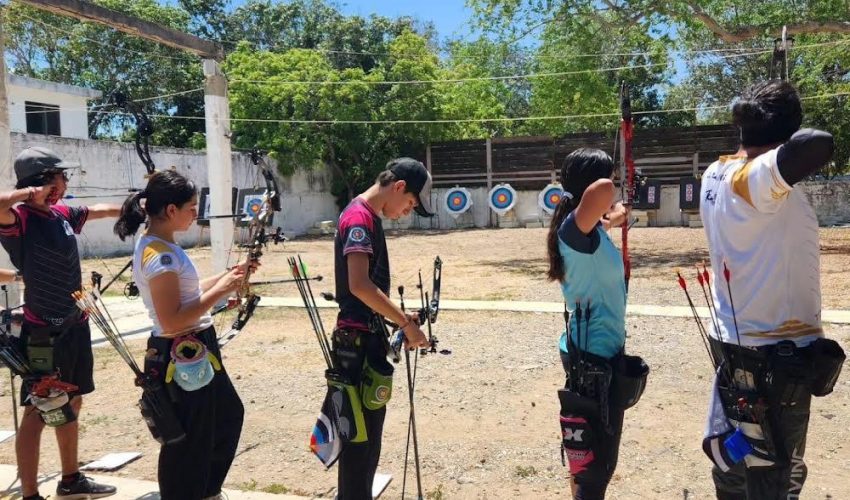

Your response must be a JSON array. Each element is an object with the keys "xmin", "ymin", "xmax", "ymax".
[
  {"xmin": 14, "ymin": 147, "xmax": 80, "ymax": 182},
  {"xmin": 387, "ymin": 157, "xmax": 434, "ymax": 217}
]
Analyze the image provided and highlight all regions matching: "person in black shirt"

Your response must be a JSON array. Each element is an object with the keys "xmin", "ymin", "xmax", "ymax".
[
  {"xmin": 0, "ymin": 147, "xmax": 120, "ymax": 500},
  {"xmin": 332, "ymin": 158, "xmax": 432, "ymax": 499}
]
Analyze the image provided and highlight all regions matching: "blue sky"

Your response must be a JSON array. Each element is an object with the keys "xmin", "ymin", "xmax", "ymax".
[{"xmin": 337, "ymin": 0, "xmax": 476, "ymax": 41}]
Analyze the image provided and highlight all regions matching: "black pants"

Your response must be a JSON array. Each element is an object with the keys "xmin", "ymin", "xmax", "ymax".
[
  {"xmin": 709, "ymin": 341, "xmax": 812, "ymax": 500},
  {"xmin": 145, "ymin": 328, "xmax": 245, "ymax": 500},
  {"xmin": 334, "ymin": 327, "xmax": 392, "ymax": 500},
  {"xmin": 560, "ymin": 351, "xmax": 626, "ymax": 500}
]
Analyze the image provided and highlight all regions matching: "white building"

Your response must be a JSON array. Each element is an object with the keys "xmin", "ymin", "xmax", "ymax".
[{"xmin": 7, "ymin": 74, "xmax": 102, "ymax": 139}]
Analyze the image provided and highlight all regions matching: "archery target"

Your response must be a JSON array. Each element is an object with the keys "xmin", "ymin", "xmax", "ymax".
[
  {"xmin": 539, "ymin": 183, "xmax": 565, "ymax": 215},
  {"xmin": 444, "ymin": 187, "xmax": 473, "ymax": 218},
  {"xmin": 236, "ymin": 188, "xmax": 273, "ymax": 227},
  {"xmin": 488, "ymin": 184, "xmax": 517, "ymax": 215}
]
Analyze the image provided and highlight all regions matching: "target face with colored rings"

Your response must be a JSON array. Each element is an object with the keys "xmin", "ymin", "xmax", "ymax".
[
  {"xmin": 444, "ymin": 187, "xmax": 473, "ymax": 217},
  {"xmin": 488, "ymin": 184, "xmax": 517, "ymax": 215},
  {"xmin": 539, "ymin": 183, "xmax": 565, "ymax": 215}
]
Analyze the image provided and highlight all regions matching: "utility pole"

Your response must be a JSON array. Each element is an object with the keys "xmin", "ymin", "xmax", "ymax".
[{"xmin": 0, "ymin": 7, "xmax": 20, "ymax": 298}]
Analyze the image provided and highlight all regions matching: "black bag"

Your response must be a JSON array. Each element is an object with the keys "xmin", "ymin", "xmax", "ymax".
[
  {"xmin": 809, "ymin": 338, "xmax": 845, "ymax": 397},
  {"xmin": 611, "ymin": 354, "xmax": 649, "ymax": 409},
  {"xmin": 137, "ymin": 377, "xmax": 186, "ymax": 446}
]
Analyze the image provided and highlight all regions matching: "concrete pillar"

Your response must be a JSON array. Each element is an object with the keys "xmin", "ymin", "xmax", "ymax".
[{"xmin": 203, "ymin": 59, "xmax": 234, "ymax": 272}]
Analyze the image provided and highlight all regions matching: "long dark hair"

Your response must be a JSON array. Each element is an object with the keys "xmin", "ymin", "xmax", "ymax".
[
  {"xmin": 732, "ymin": 80, "xmax": 802, "ymax": 147},
  {"xmin": 546, "ymin": 148, "xmax": 615, "ymax": 282},
  {"xmin": 114, "ymin": 170, "xmax": 197, "ymax": 241}
]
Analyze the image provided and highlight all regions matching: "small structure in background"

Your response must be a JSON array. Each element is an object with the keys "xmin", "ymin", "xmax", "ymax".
[{"xmin": 7, "ymin": 74, "xmax": 102, "ymax": 139}]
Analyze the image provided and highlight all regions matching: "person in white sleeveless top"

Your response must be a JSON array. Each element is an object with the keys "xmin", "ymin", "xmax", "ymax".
[
  {"xmin": 700, "ymin": 80, "xmax": 843, "ymax": 500},
  {"xmin": 114, "ymin": 170, "xmax": 254, "ymax": 500}
]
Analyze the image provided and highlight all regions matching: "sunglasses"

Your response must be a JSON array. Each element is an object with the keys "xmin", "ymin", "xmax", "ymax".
[{"xmin": 35, "ymin": 170, "xmax": 71, "ymax": 185}]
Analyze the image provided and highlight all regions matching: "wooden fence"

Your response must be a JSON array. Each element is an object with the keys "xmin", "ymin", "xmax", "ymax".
[{"xmin": 426, "ymin": 125, "xmax": 740, "ymax": 190}]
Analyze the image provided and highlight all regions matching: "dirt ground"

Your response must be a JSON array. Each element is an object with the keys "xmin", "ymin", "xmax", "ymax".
[{"xmin": 0, "ymin": 227, "xmax": 848, "ymax": 499}]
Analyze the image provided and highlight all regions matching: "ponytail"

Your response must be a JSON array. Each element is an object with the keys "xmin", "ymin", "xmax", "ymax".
[
  {"xmin": 114, "ymin": 191, "xmax": 147, "ymax": 241},
  {"xmin": 113, "ymin": 170, "xmax": 197, "ymax": 241},
  {"xmin": 545, "ymin": 147, "xmax": 615, "ymax": 283},
  {"xmin": 546, "ymin": 194, "xmax": 577, "ymax": 282}
]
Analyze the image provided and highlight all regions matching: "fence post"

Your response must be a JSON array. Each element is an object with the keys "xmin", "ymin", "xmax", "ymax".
[
  {"xmin": 692, "ymin": 152, "xmax": 699, "ymax": 177},
  {"xmin": 486, "ymin": 138, "xmax": 493, "ymax": 227}
]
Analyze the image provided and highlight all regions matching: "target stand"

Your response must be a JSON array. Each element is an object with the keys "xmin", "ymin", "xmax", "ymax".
[
  {"xmin": 444, "ymin": 187, "xmax": 475, "ymax": 228},
  {"xmin": 488, "ymin": 184, "xmax": 519, "ymax": 227}
]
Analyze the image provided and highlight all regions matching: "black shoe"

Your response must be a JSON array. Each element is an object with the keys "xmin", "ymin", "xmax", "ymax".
[{"xmin": 55, "ymin": 472, "xmax": 117, "ymax": 499}]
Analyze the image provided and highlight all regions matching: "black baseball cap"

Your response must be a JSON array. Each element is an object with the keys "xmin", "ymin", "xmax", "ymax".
[
  {"xmin": 387, "ymin": 157, "xmax": 434, "ymax": 217},
  {"xmin": 14, "ymin": 147, "xmax": 80, "ymax": 183}
]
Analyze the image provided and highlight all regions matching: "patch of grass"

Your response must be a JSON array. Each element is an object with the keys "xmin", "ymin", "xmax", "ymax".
[
  {"xmin": 237, "ymin": 479, "xmax": 258, "ymax": 491},
  {"xmin": 87, "ymin": 415, "xmax": 110, "ymax": 426},
  {"xmin": 426, "ymin": 484, "xmax": 445, "ymax": 500},
  {"xmin": 260, "ymin": 483, "xmax": 291, "ymax": 494},
  {"xmin": 515, "ymin": 465, "xmax": 538, "ymax": 478}
]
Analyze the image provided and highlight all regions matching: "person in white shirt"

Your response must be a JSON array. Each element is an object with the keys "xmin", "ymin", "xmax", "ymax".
[
  {"xmin": 114, "ymin": 170, "xmax": 254, "ymax": 500},
  {"xmin": 700, "ymin": 80, "xmax": 840, "ymax": 499}
]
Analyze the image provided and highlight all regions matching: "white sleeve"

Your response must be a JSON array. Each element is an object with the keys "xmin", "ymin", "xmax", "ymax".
[
  {"xmin": 139, "ymin": 243, "xmax": 181, "ymax": 281},
  {"xmin": 729, "ymin": 149, "xmax": 793, "ymax": 214}
]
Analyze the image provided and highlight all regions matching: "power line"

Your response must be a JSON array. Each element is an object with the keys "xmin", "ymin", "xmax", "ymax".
[
  {"xmin": 226, "ymin": 41, "xmax": 848, "ymax": 87},
  {"xmin": 93, "ymin": 90, "xmax": 849, "ymax": 125},
  {"xmin": 228, "ymin": 61, "xmax": 670, "ymax": 86},
  {"xmin": 218, "ymin": 35, "xmax": 849, "ymax": 62}
]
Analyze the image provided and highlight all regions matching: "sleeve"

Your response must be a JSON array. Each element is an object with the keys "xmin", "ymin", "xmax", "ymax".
[
  {"xmin": 557, "ymin": 212, "xmax": 601, "ymax": 255},
  {"xmin": 776, "ymin": 128, "xmax": 834, "ymax": 186},
  {"xmin": 729, "ymin": 149, "xmax": 793, "ymax": 214},
  {"xmin": 339, "ymin": 210, "xmax": 375, "ymax": 256},
  {"xmin": 0, "ymin": 206, "xmax": 23, "ymax": 239},
  {"xmin": 0, "ymin": 208, "xmax": 24, "ymax": 268},
  {"xmin": 63, "ymin": 206, "xmax": 90, "ymax": 233},
  {"xmin": 139, "ymin": 241, "xmax": 181, "ymax": 281}
]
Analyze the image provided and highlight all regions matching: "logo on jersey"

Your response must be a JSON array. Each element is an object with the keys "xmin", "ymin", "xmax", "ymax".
[
  {"xmin": 349, "ymin": 227, "xmax": 367, "ymax": 243},
  {"xmin": 160, "ymin": 255, "xmax": 173, "ymax": 266},
  {"xmin": 62, "ymin": 220, "xmax": 74, "ymax": 236}
]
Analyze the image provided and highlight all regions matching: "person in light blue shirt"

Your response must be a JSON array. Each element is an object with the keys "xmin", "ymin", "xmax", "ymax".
[{"xmin": 546, "ymin": 148, "xmax": 635, "ymax": 500}]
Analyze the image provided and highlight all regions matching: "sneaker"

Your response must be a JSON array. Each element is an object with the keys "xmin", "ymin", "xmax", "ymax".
[{"xmin": 55, "ymin": 472, "xmax": 117, "ymax": 499}]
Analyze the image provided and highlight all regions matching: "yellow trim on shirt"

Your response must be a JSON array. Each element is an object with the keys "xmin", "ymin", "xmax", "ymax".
[
  {"xmin": 743, "ymin": 320, "xmax": 823, "ymax": 339},
  {"xmin": 768, "ymin": 167, "xmax": 791, "ymax": 200},
  {"xmin": 730, "ymin": 161, "xmax": 755, "ymax": 208},
  {"xmin": 141, "ymin": 241, "xmax": 173, "ymax": 266}
]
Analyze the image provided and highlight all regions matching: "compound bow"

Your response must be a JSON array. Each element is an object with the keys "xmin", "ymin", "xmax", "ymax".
[{"xmin": 215, "ymin": 148, "xmax": 284, "ymax": 347}]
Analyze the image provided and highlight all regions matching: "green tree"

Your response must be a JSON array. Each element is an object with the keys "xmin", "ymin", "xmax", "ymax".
[{"xmin": 5, "ymin": 0, "xmax": 203, "ymax": 145}]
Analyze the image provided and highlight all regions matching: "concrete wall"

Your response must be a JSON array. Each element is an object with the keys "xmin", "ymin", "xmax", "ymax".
[
  {"xmin": 7, "ymin": 77, "xmax": 97, "ymax": 139},
  {"xmin": 392, "ymin": 181, "xmax": 850, "ymax": 230},
  {"xmin": 10, "ymin": 133, "xmax": 338, "ymax": 257},
  {"xmin": 799, "ymin": 180, "xmax": 850, "ymax": 226}
]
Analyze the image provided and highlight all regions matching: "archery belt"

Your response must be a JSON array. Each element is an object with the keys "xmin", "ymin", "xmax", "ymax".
[{"xmin": 703, "ymin": 338, "xmax": 835, "ymax": 470}]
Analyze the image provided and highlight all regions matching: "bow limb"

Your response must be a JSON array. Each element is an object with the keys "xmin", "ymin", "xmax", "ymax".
[{"xmin": 619, "ymin": 82, "xmax": 635, "ymax": 293}]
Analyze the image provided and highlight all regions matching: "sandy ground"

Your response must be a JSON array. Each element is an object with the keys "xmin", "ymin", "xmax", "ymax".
[
  {"xmin": 0, "ymin": 227, "xmax": 846, "ymax": 499},
  {"xmin": 82, "ymin": 227, "xmax": 850, "ymax": 309}
]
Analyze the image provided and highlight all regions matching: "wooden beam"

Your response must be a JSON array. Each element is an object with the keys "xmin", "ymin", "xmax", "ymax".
[{"xmin": 16, "ymin": 0, "xmax": 224, "ymax": 60}]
